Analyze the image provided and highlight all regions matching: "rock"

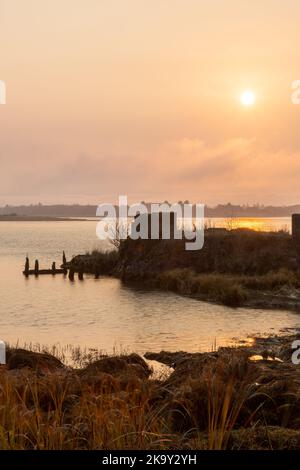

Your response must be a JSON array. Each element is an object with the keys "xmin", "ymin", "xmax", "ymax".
[
  {"xmin": 6, "ymin": 348, "xmax": 65, "ymax": 373},
  {"xmin": 144, "ymin": 350, "xmax": 196, "ymax": 367},
  {"xmin": 79, "ymin": 353, "xmax": 151, "ymax": 380}
]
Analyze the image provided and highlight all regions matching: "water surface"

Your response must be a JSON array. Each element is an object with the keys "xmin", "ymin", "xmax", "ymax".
[{"xmin": 0, "ymin": 219, "xmax": 298, "ymax": 354}]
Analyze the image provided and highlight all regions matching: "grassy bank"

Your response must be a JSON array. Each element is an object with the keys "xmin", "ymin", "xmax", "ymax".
[
  {"xmin": 156, "ymin": 268, "xmax": 300, "ymax": 308},
  {"xmin": 0, "ymin": 333, "xmax": 300, "ymax": 449},
  {"xmin": 67, "ymin": 228, "xmax": 300, "ymax": 309}
]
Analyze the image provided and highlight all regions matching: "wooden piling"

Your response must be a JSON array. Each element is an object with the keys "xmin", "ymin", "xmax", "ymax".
[
  {"xmin": 34, "ymin": 260, "xmax": 39, "ymax": 276},
  {"xmin": 24, "ymin": 256, "xmax": 29, "ymax": 277},
  {"xmin": 292, "ymin": 214, "xmax": 300, "ymax": 269},
  {"xmin": 62, "ymin": 251, "xmax": 68, "ymax": 275},
  {"xmin": 23, "ymin": 257, "xmax": 64, "ymax": 276}
]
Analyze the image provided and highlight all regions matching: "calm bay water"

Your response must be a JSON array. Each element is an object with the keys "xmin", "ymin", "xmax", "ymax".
[{"xmin": 0, "ymin": 218, "xmax": 299, "ymax": 354}]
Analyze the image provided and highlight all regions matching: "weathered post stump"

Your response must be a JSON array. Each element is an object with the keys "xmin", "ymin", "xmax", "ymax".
[
  {"xmin": 34, "ymin": 259, "xmax": 39, "ymax": 276},
  {"xmin": 292, "ymin": 214, "xmax": 300, "ymax": 270},
  {"xmin": 68, "ymin": 269, "xmax": 75, "ymax": 281},
  {"xmin": 292, "ymin": 214, "xmax": 300, "ymax": 244},
  {"xmin": 62, "ymin": 251, "xmax": 68, "ymax": 275},
  {"xmin": 24, "ymin": 256, "xmax": 29, "ymax": 277}
]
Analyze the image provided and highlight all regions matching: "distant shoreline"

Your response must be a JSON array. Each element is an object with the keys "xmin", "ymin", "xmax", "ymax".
[
  {"xmin": 1, "ymin": 203, "xmax": 300, "ymax": 219},
  {"xmin": 0, "ymin": 215, "xmax": 87, "ymax": 221}
]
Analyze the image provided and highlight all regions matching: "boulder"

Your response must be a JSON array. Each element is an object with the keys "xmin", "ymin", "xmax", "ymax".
[
  {"xmin": 6, "ymin": 348, "xmax": 65, "ymax": 373},
  {"xmin": 79, "ymin": 353, "xmax": 151, "ymax": 380}
]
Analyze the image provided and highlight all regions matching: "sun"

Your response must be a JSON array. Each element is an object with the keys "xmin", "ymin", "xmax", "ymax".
[{"xmin": 240, "ymin": 89, "xmax": 256, "ymax": 107}]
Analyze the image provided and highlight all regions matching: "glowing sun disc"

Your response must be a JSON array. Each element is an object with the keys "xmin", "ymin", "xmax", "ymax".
[{"xmin": 240, "ymin": 90, "xmax": 256, "ymax": 107}]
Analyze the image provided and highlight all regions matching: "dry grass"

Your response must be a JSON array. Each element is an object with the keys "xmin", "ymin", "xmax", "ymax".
[
  {"xmin": 157, "ymin": 269, "xmax": 249, "ymax": 307},
  {"xmin": 0, "ymin": 346, "xmax": 173, "ymax": 450},
  {"xmin": 0, "ymin": 349, "xmax": 241, "ymax": 450},
  {"xmin": 1, "ymin": 340, "xmax": 299, "ymax": 450},
  {"xmin": 0, "ymin": 371, "xmax": 170, "ymax": 449},
  {"xmin": 240, "ymin": 268, "xmax": 300, "ymax": 291},
  {"xmin": 156, "ymin": 268, "xmax": 300, "ymax": 308}
]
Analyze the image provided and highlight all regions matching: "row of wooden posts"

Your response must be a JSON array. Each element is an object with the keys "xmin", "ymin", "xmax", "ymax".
[{"xmin": 23, "ymin": 252, "xmax": 84, "ymax": 281}]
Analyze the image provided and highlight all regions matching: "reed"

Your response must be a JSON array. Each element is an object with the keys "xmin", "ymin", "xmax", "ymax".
[{"xmin": 0, "ymin": 340, "xmax": 299, "ymax": 450}]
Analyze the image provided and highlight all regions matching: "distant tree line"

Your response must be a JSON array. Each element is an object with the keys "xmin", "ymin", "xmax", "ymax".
[{"xmin": 0, "ymin": 202, "xmax": 299, "ymax": 218}]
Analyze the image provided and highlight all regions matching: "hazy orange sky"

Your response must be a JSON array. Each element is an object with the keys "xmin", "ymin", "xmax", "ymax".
[{"xmin": 1, "ymin": 0, "xmax": 300, "ymax": 206}]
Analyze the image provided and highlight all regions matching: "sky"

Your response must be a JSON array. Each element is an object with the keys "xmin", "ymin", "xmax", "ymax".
[{"xmin": 0, "ymin": 0, "xmax": 300, "ymax": 206}]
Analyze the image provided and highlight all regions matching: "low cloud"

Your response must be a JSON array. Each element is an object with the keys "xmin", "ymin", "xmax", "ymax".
[{"xmin": 1, "ymin": 136, "xmax": 300, "ymax": 205}]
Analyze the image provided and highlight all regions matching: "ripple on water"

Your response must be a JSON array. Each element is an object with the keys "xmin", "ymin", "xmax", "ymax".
[{"xmin": 0, "ymin": 221, "xmax": 299, "ymax": 353}]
